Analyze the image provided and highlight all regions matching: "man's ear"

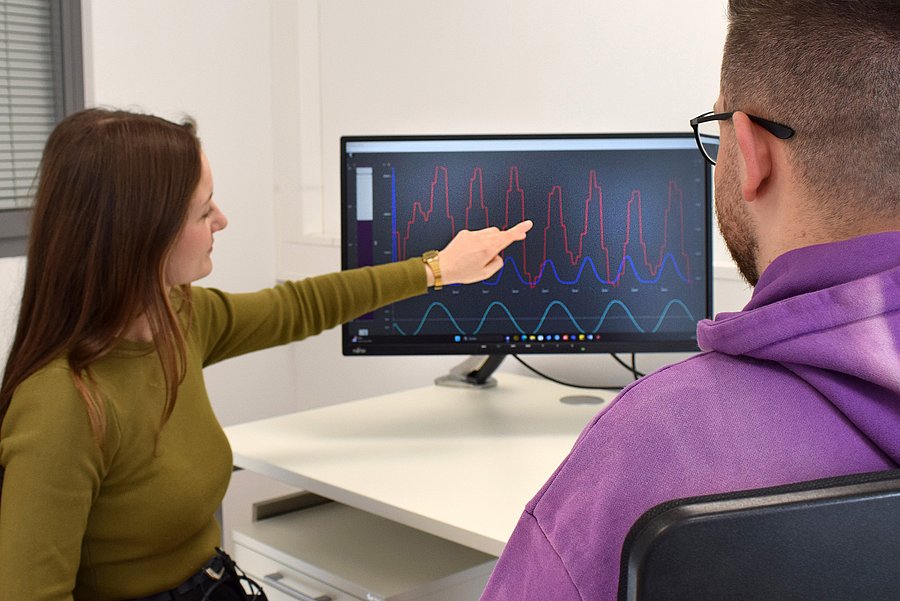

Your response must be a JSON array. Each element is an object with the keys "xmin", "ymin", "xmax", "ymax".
[{"xmin": 731, "ymin": 112, "xmax": 773, "ymax": 203}]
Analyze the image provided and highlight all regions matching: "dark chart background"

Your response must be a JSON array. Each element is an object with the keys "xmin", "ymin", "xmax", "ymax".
[{"xmin": 343, "ymin": 146, "xmax": 711, "ymax": 354}]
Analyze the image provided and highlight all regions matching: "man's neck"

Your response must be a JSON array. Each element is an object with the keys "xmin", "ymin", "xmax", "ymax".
[{"xmin": 758, "ymin": 214, "xmax": 900, "ymax": 276}]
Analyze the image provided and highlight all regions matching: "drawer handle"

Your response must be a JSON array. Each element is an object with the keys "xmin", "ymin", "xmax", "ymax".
[{"xmin": 262, "ymin": 572, "xmax": 333, "ymax": 601}]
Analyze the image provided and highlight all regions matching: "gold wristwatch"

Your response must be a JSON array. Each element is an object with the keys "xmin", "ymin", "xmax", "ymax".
[{"xmin": 422, "ymin": 250, "xmax": 442, "ymax": 290}]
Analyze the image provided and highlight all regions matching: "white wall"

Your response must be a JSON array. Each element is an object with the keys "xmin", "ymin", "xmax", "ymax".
[
  {"xmin": 0, "ymin": 0, "xmax": 751, "ymax": 551},
  {"xmin": 0, "ymin": 257, "xmax": 25, "ymax": 370},
  {"xmin": 82, "ymin": 0, "xmax": 298, "ymax": 425},
  {"xmin": 273, "ymin": 0, "xmax": 750, "ymax": 404},
  {"xmin": 0, "ymin": 0, "xmax": 750, "ymax": 407},
  {"xmin": 0, "ymin": 2, "xmax": 300, "ymax": 421}
]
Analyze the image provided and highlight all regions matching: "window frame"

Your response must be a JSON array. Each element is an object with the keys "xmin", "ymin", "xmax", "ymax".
[{"xmin": 0, "ymin": 0, "xmax": 84, "ymax": 258}]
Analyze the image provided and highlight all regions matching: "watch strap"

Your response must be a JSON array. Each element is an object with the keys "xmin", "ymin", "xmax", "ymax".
[{"xmin": 422, "ymin": 250, "xmax": 442, "ymax": 290}]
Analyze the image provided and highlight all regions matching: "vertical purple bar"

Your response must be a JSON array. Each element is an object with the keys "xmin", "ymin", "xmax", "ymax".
[
  {"xmin": 356, "ymin": 166, "xmax": 375, "ymax": 320},
  {"xmin": 357, "ymin": 221, "xmax": 373, "ymax": 267},
  {"xmin": 355, "ymin": 166, "xmax": 374, "ymax": 267}
]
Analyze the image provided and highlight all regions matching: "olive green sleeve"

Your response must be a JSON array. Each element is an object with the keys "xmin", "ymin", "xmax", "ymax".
[{"xmin": 194, "ymin": 258, "xmax": 427, "ymax": 366}]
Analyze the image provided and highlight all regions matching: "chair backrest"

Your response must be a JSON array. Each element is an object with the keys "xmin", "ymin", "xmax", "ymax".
[{"xmin": 617, "ymin": 469, "xmax": 900, "ymax": 601}]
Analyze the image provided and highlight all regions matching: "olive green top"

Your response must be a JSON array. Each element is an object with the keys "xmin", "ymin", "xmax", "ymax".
[{"xmin": 0, "ymin": 259, "xmax": 426, "ymax": 601}]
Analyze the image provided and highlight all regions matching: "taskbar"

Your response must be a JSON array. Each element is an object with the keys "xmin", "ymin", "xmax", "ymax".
[{"xmin": 344, "ymin": 332, "xmax": 699, "ymax": 355}]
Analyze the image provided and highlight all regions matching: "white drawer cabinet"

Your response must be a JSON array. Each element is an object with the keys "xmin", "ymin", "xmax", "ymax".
[
  {"xmin": 232, "ymin": 497, "xmax": 497, "ymax": 601},
  {"xmin": 234, "ymin": 544, "xmax": 355, "ymax": 601}
]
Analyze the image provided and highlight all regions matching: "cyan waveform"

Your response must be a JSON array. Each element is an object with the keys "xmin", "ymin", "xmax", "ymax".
[
  {"xmin": 483, "ymin": 254, "xmax": 690, "ymax": 287},
  {"xmin": 390, "ymin": 298, "xmax": 696, "ymax": 336}
]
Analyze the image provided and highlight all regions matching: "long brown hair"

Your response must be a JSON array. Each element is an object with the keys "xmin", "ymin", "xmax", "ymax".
[{"xmin": 0, "ymin": 108, "xmax": 202, "ymax": 442}]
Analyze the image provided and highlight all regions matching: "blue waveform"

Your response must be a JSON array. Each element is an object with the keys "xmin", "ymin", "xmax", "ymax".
[
  {"xmin": 482, "ymin": 253, "xmax": 689, "ymax": 288},
  {"xmin": 390, "ymin": 298, "xmax": 696, "ymax": 336}
]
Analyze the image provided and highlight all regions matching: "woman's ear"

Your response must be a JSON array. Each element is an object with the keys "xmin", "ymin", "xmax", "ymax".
[{"xmin": 731, "ymin": 111, "xmax": 773, "ymax": 203}]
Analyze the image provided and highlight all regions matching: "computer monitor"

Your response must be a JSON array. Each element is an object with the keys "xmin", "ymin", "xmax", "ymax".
[{"xmin": 341, "ymin": 133, "xmax": 714, "ymax": 385}]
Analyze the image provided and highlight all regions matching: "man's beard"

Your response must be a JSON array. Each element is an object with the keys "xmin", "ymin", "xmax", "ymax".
[{"xmin": 715, "ymin": 162, "xmax": 761, "ymax": 286}]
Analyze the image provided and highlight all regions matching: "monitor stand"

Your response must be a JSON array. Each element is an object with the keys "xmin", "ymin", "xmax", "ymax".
[{"xmin": 434, "ymin": 355, "xmax": 505, "ymax": 389}]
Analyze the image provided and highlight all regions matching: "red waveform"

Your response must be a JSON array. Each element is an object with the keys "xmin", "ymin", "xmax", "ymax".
[
  {"xmin": 466, "ymin": 167, "xmax": 490, "ymax": 231},
  {"xmin": 396, "ymin": 165, "xmax": 691, "ymax": 287},
  {"xmin": 396, "ymin": 166, "xmax": 457, "ymax": 261}
]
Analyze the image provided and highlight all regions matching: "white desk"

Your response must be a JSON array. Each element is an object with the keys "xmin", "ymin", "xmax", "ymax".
[{"xmin": 224, "ymin": 373, "xmax": 614, "ymax": 556}]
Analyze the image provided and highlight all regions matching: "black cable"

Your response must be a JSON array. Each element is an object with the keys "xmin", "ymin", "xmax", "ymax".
[
  {"xmin": 610, "ymin": 352, "xmax": 645, "ymax": 379},
  {"xmin": 511, "ymin": 354, "xmax": 626, "ymax": 392}
]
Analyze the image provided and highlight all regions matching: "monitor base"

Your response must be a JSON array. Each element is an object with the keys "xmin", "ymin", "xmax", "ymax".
[
  {"xmin": 434, "ymin": 355, "xmax": 505, "ymax": 389},
  {"xmin": 434, "ymin": 373, "xmax": 498, "ymax": 389}
]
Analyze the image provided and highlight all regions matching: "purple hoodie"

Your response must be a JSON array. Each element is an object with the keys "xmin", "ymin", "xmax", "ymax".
[{"xmin": 480, "ymin": 231, "xmax": 900, "ymax": 601}]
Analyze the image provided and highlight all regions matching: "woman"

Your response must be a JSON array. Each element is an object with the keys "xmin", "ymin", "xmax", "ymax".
[{"xmin": 0, "ymin": 108, "xmax": 531, "ymax": 601}]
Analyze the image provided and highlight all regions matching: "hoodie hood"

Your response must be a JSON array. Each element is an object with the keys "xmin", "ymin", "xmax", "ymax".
[{"xmin": 698, "ymin": 231, "xmax": 900, "ymax": 462}]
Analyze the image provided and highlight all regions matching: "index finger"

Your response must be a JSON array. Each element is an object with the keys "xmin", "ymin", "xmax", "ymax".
[
  {"xmin": 489, "ymin": 220, "xmax": 532, "ymax": 253},
  {"xmin": 506, "ymin": 220, "xmax": 533, "ymax": 238}
]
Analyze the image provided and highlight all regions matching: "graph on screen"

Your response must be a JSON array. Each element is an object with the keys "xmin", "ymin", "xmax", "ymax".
[{"xmin": 342, "ymin": 135, "xmax": 712, "ymax": 355}]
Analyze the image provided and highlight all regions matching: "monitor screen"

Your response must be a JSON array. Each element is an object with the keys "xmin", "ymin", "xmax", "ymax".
[{"xmin": 341, "ymin": 133, "xmax": 714, "ymax": 357}]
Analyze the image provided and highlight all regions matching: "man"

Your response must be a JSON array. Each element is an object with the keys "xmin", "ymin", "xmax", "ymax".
[{"xmin": 480, "ymin": 1, "xmax": 900, "ymax": 599}]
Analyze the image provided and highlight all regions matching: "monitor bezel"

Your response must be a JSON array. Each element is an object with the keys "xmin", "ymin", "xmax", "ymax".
[{"xmin": 340, "ymin": 131, "xmax": 714, "ymax": 357}]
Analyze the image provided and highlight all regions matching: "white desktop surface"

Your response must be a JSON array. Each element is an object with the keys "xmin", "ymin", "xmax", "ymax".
[{"xmin": 224, "ymin": 373, "xmax": 615, "ymax": 556}]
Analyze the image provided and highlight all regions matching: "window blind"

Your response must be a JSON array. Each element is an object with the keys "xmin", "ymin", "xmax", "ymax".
[{"xmin": 0, "ymin": 0, "xmax": 59, "ymax": 211}]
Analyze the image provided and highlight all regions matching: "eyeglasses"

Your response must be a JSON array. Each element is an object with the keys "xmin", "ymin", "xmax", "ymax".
[{"xmin": 690, "ymin": 110, "xmax": 795, "ymax": 165}]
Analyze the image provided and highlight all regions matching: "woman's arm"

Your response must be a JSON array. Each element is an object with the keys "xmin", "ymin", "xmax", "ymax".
[{"xmin": 195, "ymin": 221, "xmax": 532, "ymax": 365}]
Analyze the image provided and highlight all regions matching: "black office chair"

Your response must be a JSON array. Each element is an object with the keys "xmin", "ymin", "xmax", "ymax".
[{"xmin": 618, "ymin": 469, "xmax": 900, "ymax": 601}]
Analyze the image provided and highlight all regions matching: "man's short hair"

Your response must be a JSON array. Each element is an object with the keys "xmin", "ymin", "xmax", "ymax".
[{"xmin": 721, "ymin": 0, "xmax": 900, "ymax": 222}]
